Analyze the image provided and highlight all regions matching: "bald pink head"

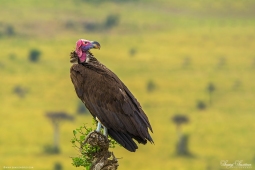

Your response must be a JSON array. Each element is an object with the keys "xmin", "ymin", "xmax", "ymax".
[
  {"xmin": 76, "ymin": 39, "xmax": 85, "ymax": 58},
  {"xmin": 75, "ymin": 39, "xmax": 101, "ymax": 63}
]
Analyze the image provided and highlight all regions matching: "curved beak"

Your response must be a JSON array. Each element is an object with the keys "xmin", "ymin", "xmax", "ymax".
[{"xmin": 91, "ymin": 41, "xmax": 101, "ymax": 50}]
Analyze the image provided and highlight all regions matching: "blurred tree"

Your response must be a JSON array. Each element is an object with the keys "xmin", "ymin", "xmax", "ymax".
[
  {"xmin": 54, "ymin": 162, "xmax": 63, "ymax": 170},
  {"xmin": 77, "ymin": 101, "xmax": 88, "ymax": 115},
  {"xmin": 172, "ymin": 114, "xmax": 189, "ymax": 140},
  {"xmin": 207, "ymin": 82, "xmax": 216, "ymax": 105},
  {"xmin": 83, "ymin": 14, "xmax": 120, "ymax": 32},
  {"xmin": 84, "ymin": 22, "xmax": 99, "ymax": 32},
  {"xmin": 45, "ymin": 112, "xmax": 74, "ymax": 154},
  {"xmin": 85, "ymin": 0, "xmax": 139, "ymax": 4},
  {"xmin": 0, "ymin": 62, "xmax": 4, "ymax": 69},
  {"xmin": 217, "ymin": 57, "xmax": 226, "ymax": 69},
  {"xmin": 9, "ymin": 53, "xmax": 16, "ymax": 60},
  {"xmin": 6, "ymin": 25, "xmax": 15, "ymax": 36},
  {"xmin": 44, "ymin": 144, "xmax": 60, "ymax": 154},
  {"xmin": 104, "ymin": 14, "xmax": 119, "ymax": 29},
  {"xmin": 29, "ymin": 49, "xmax": 41, "ymax": 63},
  {"xmin": 232, "ymin": 80, "xmax": 242, "ymax": 90},
  {"xmin": 171, "ymin": 114, "xmax": 191, "ymax": 156},
  {"xmin": 176, "ymin": 134, "xmax": 191, "ymax": 156},
  {"xmin": 65, "ymin": 20, "xmax": 75, "ymax": 29},
  {"xmin": 197, "ymin": 100, "xmax": 206, "ymax": 110},
  {"xmin": 182, "ymin": 56, "xmax": 191, "ymax": 68},
  {"xmin": 13, "ymin": 85, "xmax": 28, "ymax": 98},
  {"xmin": 147, "ymin": 80, "xmax": 156, "ymax": 92},
  {"xmin": 129, "ymin": 48, "xmax": 137, "ymax": 57},
  {"xmin": 252, "ymin": 57, "xmax": 255, "ymax": 69}
]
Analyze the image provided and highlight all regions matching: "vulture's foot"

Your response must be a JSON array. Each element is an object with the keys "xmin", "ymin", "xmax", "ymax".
[{"xmin": 96, "ymin": 120, "xmax": 108, "ymax": 137}]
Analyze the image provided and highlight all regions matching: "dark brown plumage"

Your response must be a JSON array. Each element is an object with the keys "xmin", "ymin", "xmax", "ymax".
[{"xmin": 70, "ymin": 41, "xmax": 153, "ymax": 152}]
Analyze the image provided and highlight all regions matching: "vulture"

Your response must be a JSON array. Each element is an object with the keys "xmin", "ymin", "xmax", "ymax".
[{"xmin": 70, "ymin": 39, "xmax": 153, "ymax": 152}]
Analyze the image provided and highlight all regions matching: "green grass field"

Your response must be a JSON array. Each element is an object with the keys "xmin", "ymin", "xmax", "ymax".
[{"xmin": 1, "ymin": 0, "xmax": 255, "ymax": 169}]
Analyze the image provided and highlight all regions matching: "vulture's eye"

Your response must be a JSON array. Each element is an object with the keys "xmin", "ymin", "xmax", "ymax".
[{"xmin": 84, "ymin": 42, "xmax": 88, "ymax": 44}]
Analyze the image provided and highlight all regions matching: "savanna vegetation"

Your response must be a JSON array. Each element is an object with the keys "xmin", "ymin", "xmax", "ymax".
[{"xmin": 1, "ymin": 0, "xmax": 255, "ymax": 169}]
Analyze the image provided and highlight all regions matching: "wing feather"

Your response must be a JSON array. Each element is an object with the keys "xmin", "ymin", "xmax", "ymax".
[{"xmin": 70, "ymin": 62, "xmax": 153, "ymax": 152}]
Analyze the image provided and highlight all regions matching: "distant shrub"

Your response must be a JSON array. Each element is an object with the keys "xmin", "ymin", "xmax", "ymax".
[
  {"xmin": 9, "ymin": 53, "xmax": 16, "ymax": 60},
  {"xmin": 147, "ymin": 80, "xmax": 156, "ymax": 92},
  {"xmin": 13, "ymin": 85, "xmax": 28, "ymax": 98},
  {"xmin": 0, "ymin": 62, "xmax": 4, "ymax": 69},
  {"xmin": 207, "ymin": 82, "xmax": 215, "ymax": 93},
  {"xmin": 176, "ymin": 134, "xmax": 192, "ymax": 156},
  {"xmin": 44, "ymin": 144, "xmax": 60, "ymax": 154},
  {"xmin": 77, "ymin": 101, "xmax": 88, "ymax": 115},
  {"xmin": 6, "ymin": 25, "xmax": 15, "ymax": 36},
  {"xmin": 207, "ymin": 82, "xmax": 216, "ymax": 105},
  {"xmin": 65, "ymin": 20, "xmax": 75, "ymax": 29},
  {"xmin": 104, "ymin": 14, "xmax": 119, "ymax": 29},
  {"xmin": 197, "ymin": 100, "xmax": 206, "ymax": 110},
  {"xmin": 29, "ymin": 49, "xmax": 41, "ymax": 63},
  {"xmin": 129, "ymin": 48, "xmax": 137, "ymax": 57},
  {"xmin": 252, "ymin": 57, "xmax": 255, "ymax": 68},
  {"xmin": 182, "ymin": 57, "xmax": 191, "ymax": 68},
  {"xmin": 232, "ymin": 80, "xmax": 242, "ymax": 90},
  {"xmin": 84, "ymin": 22, "xmax": 100, "ymax": 32},
  {"xmin": 172, "ymin": 114, "xmax": 189, "ymax": 125},
  {"xmin": 84, "ymin": 0, "xmax": 139, "ymax": 3},
  {"xmin": 83, "ymin": 14, "xmax": 120, "ymax": 32},
  {"xmin": 217, "ymin": 57, "xmax": 226, "ymax": 69},
  {"xmin": 54, "ymin": 162, "xmax": 63, "ymax": 170}
]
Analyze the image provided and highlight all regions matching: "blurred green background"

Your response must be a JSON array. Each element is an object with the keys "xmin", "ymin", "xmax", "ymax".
[{"xmin": 1, "ymin": 0, "xmax": 255, "ymax": 169}]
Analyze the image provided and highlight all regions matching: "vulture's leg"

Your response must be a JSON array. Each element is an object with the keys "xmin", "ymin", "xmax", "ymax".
[
  {"xmin": 95, "ymin": 117, "xmax": 107, "ymax": 136},
  {"xmin": 96, "ymin": 122, "xmax": 102, "ymax": 132},
  {"xmin": 103, "ymin": 126, "xmax": 108, "ymax": 136}
]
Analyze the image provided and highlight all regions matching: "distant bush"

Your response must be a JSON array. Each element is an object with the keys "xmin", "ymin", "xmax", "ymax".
[
  {"xmin": 196, "ymin": 100, "xmax": 206, "ymax": 110},
  {"xmin": 0, "ymin": 62, "xmax": 4, "ymax": 69},
  {"xmin": 6, "ymin": 25, "xmax": 15, "ymax": 36},
  {"xmin": 65, "ymin": 20, "xmax": 75, "ymax": 29},
  {"xmin": 83, "ymin": 14, "xmax": 120, "ymax": 32},
  {"xmin": 176, "ymin": 134, "xmax": 192, "ymax": 156},
  {"xmin": 84, "ymin": 0, "xmax": 139, "ymax": 3},
  {"xmin": 217, "ymin": 57, "xmax": 226, "ymax": 69},
  {"xmin": 84, "ymin": 22, "xmax": 100, "ymax": 32},
  {"xmin": 252, "ymin": 57, "xmax": 255, "ymax": 68},
  {"xmin": 207, "ymin": 82, "xmax": 215, "ymax": 93},
  {"xmin": 147, "ymin": 80, "xmax": 156, "ymax": 92},
  {"xmin": 182, "ymin": 57, "xmax": 191, "ymax": 68},
  {"xmin": 13, "ymin": 85, "xmax": 28, "ymax": 98},
  {"xmin": 77, "ymin": 101, "xmax": 88, "ymax": 115},
  {"xmin": 172, "ymin": 114, "xmax": 189, "ymax": 125},
  {"xmin": 9, "ymin": 53, "xmax": 16, "ymax": 60},
  {"xmin": 44, "ymin": 144, "xmax": 60, "ymax": 154},
  {"xmin": 207, "ymin": 82, "xmax": 216, "ymax": 105},
  {"xmin": 232, "ymin": 80, "xmax": 242, "ymax": 90},
  {"xmin": 104, "ymin": 14, "xmax": 119, "ymax": 29},
  {"xmin": 54, "ymin": 162, "xmax": 63, "ymax": 170},
  {"xmin": 129, "ymin": 48, "xmax": 137, "ymax": 57},
  {"xmin": 29, "ymin": 49, "xmax": 41, "ymax": 63}
]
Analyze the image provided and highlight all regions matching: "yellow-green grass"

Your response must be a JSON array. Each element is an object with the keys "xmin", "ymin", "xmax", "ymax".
[{"xmin": 1, "ymin": 0, "xmax": 255, "ymax": 170}]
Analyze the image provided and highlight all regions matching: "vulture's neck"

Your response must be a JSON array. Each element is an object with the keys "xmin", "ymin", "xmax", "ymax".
[{"xmin": 70, "ymin": 51, "xmax": 97, "ymax": 64}]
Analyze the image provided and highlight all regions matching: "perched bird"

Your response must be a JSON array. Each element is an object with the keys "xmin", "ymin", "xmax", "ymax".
[{"xmin": 70, "ymin": 39, "xmax": 153, "ymax": 152}]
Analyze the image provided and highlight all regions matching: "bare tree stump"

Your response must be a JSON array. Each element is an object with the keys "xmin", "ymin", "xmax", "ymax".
[{"xmin": 83, "ymin": 131, "xmax": 119, "ymax": 170}]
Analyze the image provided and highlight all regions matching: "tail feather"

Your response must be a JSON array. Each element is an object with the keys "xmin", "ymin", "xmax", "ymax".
[{"xmin": 108, "ymin": 129, "xmax": 138, "ymax": 152}]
